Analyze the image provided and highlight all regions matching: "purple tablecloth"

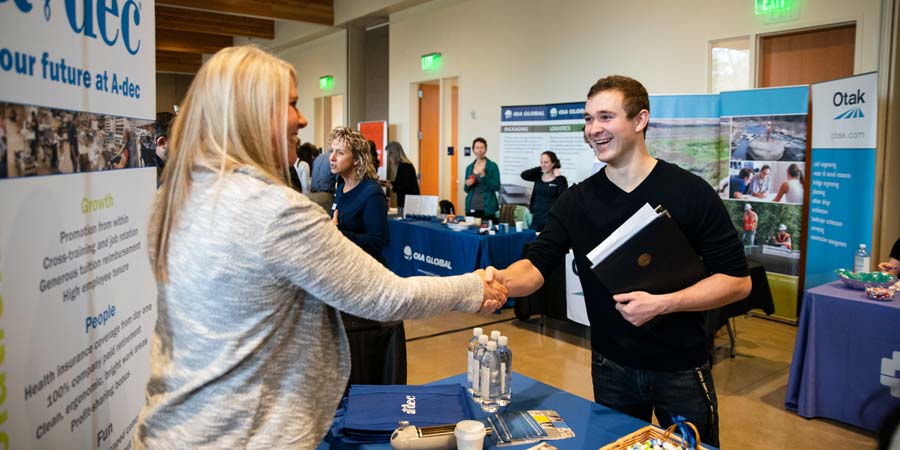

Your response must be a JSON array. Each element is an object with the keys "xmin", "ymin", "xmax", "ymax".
[{"xmin": 785, "ymin": 281, "xmax": 900, "ymax": 430}]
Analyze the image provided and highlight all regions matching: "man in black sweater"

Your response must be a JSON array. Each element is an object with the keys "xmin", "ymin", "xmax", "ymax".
[{"xmin": 492, "ymin": 75, "xmax": 751, "ymax": 447}]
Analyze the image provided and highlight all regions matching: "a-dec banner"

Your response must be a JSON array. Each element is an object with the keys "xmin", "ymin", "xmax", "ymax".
[
  {"xmin": 0, "ymin": 1, "xmax": 157, "ymax": 448},
  {"xmin": 805, "ymin": 72, "xmax": 878, "ymax": 290}
]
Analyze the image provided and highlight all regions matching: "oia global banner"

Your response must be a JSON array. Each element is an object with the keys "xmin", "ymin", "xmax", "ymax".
[
  {"xmin": 0, "ymin": 1, "xmax": 157, "ymax": 449},
  {"xmin": 805, "ymin": 72, "xmax": 878, "ymax": 290}
]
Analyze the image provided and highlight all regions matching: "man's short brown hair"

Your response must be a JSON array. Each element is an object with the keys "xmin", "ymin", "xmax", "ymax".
[{"xmin": 587, "ymin": 75, "xmax": 650, "ymax": 119}]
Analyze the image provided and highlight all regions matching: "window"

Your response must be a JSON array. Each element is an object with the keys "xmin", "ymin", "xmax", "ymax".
[{"xmin": 709, "ymin": 37, "xmax": 751, "ymax": 93}]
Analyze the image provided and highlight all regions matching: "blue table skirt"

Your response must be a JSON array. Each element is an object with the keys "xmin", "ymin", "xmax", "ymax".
[
  {"xmin": 785, "ymin": 281, "xmax": 900, "ymax": 430},
  {"xmin": 383, "ymin": 219, "xmax": 536, "ymax": 277},
  {"xmin": 321, "ymin": 372, "xmax": 719, "ymax": 449}
]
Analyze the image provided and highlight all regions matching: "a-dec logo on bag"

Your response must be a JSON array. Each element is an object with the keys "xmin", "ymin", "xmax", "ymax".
[{"xmin": 401, "ymin": 395, "xmax": 416, "ymax": 415}]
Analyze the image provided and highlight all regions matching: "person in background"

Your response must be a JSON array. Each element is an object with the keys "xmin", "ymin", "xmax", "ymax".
[
  {"xmin": 464, "ymin": 137, "xmax": 500, "ymax": 220},
  {"xmin": 330, "ymin": 128, "xmax": 388, "ymax": 262},
  {"xmin": 310, "ymin": 144, "xmax": 337, "ymax": 211},
  {"xmin": 367, "ymin": 139, "xmax": 380, "ymax": 174},
  {"xmin": 136, "ymin": 46, "xmax": 507, "ymax": 450},
  {"xmin": 771, "ymin": 224, "xmax": 792, "ymax": 250},
  {"xmin": 729, "ymin": 167, "xmax": 752, "ymax": 199},
  {"xmin": 489, "ymin": 75, "xmax": 750, "ymax": 447},
  {"xmin": 520, "ymin": 151, "xmax": 568, "ymax": 231},
  {"xmin": 290, "ymin": 142, "xmax": 318, "ymax": 195},
  {"xmin": 385, "ymin": 141, "xmax": 420, "ymax": 209},
  {"xmin": 154, "ymin": 112, "xmax": 175, "ymax": 184},
  {"xmin": 748, "ymin": 165, "xmax": 771, "ymax": 198},
  {"xmin": 773, "ymin": 163, "xmax": 804, "ymax": 203},
  {"xmin": 329, "ymin": 126, "xmax": 402, "ymax": 384},
  {"xmin": 877, "ymin": 237, "xmax": 900, "ymax": 277},
  {"xmin": 741, "ymin": 203, "xmax": 758, "ymax": 252}
]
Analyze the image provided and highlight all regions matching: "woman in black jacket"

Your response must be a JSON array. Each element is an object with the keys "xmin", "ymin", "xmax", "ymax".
[
  {"xmin": 520, "ymin": 151, "xmax": 568, "ymax": 231},
  {"xmin": 385, "ymin": 141, "xmax": 420, "ymax": 208}
]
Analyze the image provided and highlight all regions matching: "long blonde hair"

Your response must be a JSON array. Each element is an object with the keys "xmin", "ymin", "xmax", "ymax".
[
  {"xmin": 328, "ymin": 126, "xmax": 376, "ymax": 181},
  {"xmin": 151, "ymin": 46, "xmax": 296, "ymax": 281},
  {"xmin": 385, "ymin": 141, "xmax": 413, "ymax": 182}
]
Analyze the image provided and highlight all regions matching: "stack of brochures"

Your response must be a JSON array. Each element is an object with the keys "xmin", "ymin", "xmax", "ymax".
[
  {"xmin": 587, "ymin": 203, "xmax": 707, "ymax": 296},
  {"xmin": 486, "ymin": 410, "xmax": 574, "ymax": 447}
]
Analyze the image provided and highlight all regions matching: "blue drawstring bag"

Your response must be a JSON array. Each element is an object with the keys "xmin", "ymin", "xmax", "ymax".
[{"xmin": 337, "ymin": 383, "xmax": 475, "ymax": 444}]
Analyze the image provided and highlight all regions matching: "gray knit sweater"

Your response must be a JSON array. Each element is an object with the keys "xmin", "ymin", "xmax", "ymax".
[{"xmin": 134, "ymin": 167, "xmax": 483, "ymax": 450}]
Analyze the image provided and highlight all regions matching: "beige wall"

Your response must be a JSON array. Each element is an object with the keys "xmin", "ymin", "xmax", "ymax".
[
  {"xmin": 276, "ymin": 30, "xmax": 348, "ymax": 145},
  {"xmin": 388, "ymin": 0, "xmax": 883, "ymax": 183}
]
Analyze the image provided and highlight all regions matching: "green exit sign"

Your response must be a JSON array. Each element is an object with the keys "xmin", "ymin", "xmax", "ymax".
[
  {"xmin": 319, "ymin": 75, "xmax": 333, "ymax": 90},
  {"xmin": 755, "ymin": 0, "xmax": 794, "ymax": 15},
  {"xmin": 421, "ymin": 53, "xmax": 442, "ymax": 72}
]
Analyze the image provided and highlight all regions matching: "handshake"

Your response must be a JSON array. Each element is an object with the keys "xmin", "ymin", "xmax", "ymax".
[{"xmin": 474, "ymin": 267, "xmax": 509, "ymax": 315}]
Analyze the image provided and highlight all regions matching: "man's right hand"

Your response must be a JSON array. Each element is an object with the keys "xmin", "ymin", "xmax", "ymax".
[{"xmin": 475, "ymin": 268, "xmax": 508, "ymax": 315}]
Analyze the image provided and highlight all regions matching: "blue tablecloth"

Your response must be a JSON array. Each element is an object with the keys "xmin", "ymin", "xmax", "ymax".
[
  {"xmin": 321, "ymin": 372, "xmax": 719, "ymax": 449},
  {"xmin": 785, "ymin": 281, "xmax": 900, "ymax": 430},
  {"xmin": 383, "ymin": 220, "xmax": 536, "ymax": 277}
]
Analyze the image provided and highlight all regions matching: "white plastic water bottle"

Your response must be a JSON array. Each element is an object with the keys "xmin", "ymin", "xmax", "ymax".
[
  {"xmin": 471, "ymin": 334, "xmax": 489, "ymax": 403},
  {"xmin": 854, "ymin": 244, "xmax": 871, "ymax": 273},
  {"xmin": 490, "ymin": 330, "xmax": 501, "ymax": 342},
  {"xmin": 497, "ymin": 335, "xmax": 512, "ymax": 406},
  {"xmin": 479, "ymin": 340, "xmax": 501, "ymax": 413},
  {"xmin": 466, "ymin": 327, "xmax": 483, "ymax": 393}
]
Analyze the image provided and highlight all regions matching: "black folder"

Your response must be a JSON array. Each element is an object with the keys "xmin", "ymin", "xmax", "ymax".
[{"xmin": 590, "ymin": 209, "xmax": 707, "ymax": 296}]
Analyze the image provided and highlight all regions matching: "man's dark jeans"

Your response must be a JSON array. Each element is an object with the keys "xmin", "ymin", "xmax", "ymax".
[{"xmin": 591, "ymin": 351, "xmax": 719, "ymax": 448}]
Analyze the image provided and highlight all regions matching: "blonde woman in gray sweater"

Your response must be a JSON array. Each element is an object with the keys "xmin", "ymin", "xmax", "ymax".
[{"xmin": 135, "ymin": 46, "xmax": 506, "ymax": 450}]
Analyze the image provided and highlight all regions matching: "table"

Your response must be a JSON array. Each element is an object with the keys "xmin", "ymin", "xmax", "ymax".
[
  {"xmin": 383, "ymin": 219, "xmax": 536, "ymax": 277},
  {"xmin": 785, "ymin": 281, "xmax": 900, "ymax": 431},
  {"xmin": 322, "ymin": 372, "xmax": 719, "ymax": 449}
]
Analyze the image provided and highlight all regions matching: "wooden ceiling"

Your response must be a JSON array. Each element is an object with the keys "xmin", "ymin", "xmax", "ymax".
[{"xmin": 156, "ymin": 0, "xmax": 334, "ymax": 73}]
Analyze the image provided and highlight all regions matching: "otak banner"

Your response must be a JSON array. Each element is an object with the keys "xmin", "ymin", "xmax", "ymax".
[
  {"xmin": 805, "ymin": 72, "xmax": 878, "ymax": 290},
  {"xmin": 0, "ymin": 0, "xmax": 157, "ymax": 448}
]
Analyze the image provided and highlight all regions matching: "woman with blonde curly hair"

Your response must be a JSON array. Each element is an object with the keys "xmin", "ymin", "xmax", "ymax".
[
  {"xmin": 136, "ymin": 46, "xmax": 506, "ymax": 450},
  {"xmin": 328, "ymin": 126, "xmax": 386, "ymax": 262}
]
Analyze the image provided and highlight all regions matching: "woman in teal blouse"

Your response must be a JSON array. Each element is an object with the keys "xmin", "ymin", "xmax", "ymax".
[{"xmin": 463, "ymin": 137, "xmax": 500, "ymax": 219}]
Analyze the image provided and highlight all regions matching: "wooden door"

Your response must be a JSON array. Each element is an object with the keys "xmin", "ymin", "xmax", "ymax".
[
  {"xmin": 759, "ymin": 24, "xmax": 855, "ymax": 87},
  {"xmin": 418, "ymin": 84, "xmax": 440, "ymax": 196}
]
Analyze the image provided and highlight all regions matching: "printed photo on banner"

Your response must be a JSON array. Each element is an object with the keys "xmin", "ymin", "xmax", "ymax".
[
  {"xmin": 0, "ymin": 103, "xmax": 154, "ymax": 178},
  {"xmin": 724, "ymin": 114, "xmax": 807, "ymax": 162},
  {"xmin": 646, "ymin": 118, "xmax": 726, "ymax": 188},
  {"xmin": 719, "ymin": 160, "xmax": 805, "ymax": 205},
  {"xmin": 724, "ymin": 200, "xmax": 802, "ymax": 276}
]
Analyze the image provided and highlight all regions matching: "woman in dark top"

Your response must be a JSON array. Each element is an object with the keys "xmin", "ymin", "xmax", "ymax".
[
  {"xmin": 329, "ymin": 127, "xmax": 405, "ymax": 385},
  {"xmin": 464, "ymin": 137, "xmax": 501, "ymax": 219},
  {"xmin": 878, "ymin": 237, "xmax": 900, "ymax": 278},
  {"xmin": 329, "ymin": 127, "xmax": 387, "ymax": 263},
  {"xmin": 520, "ymin": 151, "xmax": 568, "ymax": 231},
  {"xmin": 385, "ymin": 141, "xmax": 420, "ymax": 208}
]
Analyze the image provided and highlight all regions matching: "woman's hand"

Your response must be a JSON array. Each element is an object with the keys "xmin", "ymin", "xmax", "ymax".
[{"xmin": 331, "ymin": 209, "xmax": 339, "ymax": 225}]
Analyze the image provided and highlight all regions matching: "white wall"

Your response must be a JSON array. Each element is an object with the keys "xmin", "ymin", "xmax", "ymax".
[
  {"xmin": 387, "ymin": 0, "xmax": 884, "ymax": 199},
  {"xmin": 277, "ymin": 30, "xmax": 348, "ymax": 145}
]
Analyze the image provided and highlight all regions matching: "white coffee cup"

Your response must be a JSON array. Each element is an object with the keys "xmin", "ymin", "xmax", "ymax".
[
  {"xmin": 454, "ymin": 420, "xmax": 486, "ymax": 450},
  {"xmin": 515, "ymin": 221, "xmax": 524, "ymax": 232}
]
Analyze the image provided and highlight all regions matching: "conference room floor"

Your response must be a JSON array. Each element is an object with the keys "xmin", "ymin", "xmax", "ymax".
[{"xmin": 404, "ymin": 310, "xmax": 876, "ymax": 450}]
